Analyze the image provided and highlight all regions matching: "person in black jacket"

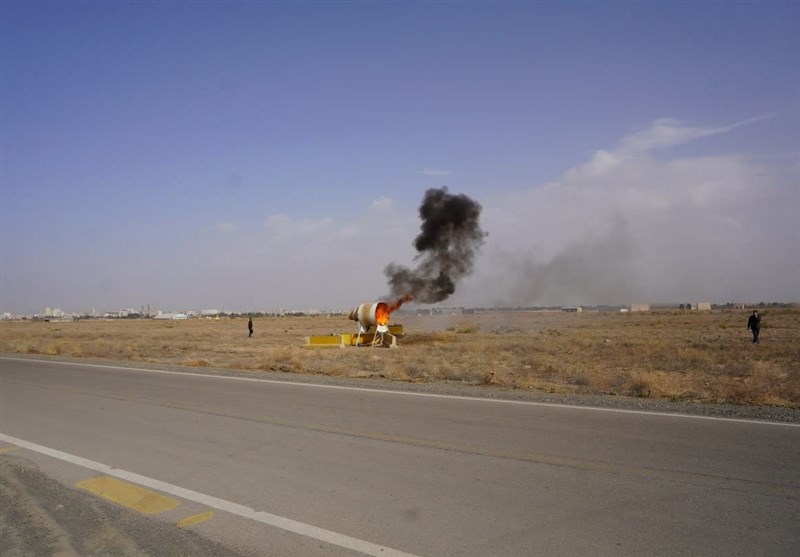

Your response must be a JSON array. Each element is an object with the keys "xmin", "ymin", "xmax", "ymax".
[
  {"xmin": 747, "ymin": 310, "xmax": 761, "ymax": 344},
  {"xmin": 248, "ymin": 317, "xmax": 254, "ymax": 338}
]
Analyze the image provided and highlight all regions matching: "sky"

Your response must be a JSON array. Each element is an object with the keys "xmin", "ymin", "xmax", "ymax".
[{"xmin": 1, "ymin": 1, "xmax": 798, "ymax": 314}]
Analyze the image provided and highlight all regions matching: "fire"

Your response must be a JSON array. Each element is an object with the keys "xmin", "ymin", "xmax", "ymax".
[{"xmin": 375, "ymin": 294, "xmax": 413, "ymax": 326}]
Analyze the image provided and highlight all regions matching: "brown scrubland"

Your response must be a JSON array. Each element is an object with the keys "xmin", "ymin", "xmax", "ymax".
[{"xmin": 1, "ymin": 308, "xmax": 798, "ymax": 408}]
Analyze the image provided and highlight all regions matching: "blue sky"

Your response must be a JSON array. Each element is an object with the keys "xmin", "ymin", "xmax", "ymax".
[{"xmin": 2, "ymin": 1, "xmax": 798, "ymax": 313}]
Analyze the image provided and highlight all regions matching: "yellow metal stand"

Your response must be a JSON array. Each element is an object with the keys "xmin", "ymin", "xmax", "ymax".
[{"xmin": 304, "ymin": 325, "xmax": 404, "ymax": 348}]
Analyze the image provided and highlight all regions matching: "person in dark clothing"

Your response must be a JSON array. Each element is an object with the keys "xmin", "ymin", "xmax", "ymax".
[
  {"xmin": 747, "ymin": 310, "xmax": 761, "ymax": 344},
  {"xmin": 248, "ymin": 317, "xmax": 253, "ymax": 338}
]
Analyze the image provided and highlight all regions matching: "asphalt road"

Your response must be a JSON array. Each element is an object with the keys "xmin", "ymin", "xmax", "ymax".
[{"xmin": 1, "ymin": 357, "xmax": 798, "ymax": 556}]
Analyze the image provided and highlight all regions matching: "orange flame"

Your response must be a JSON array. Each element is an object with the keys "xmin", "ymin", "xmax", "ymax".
[{"xmin": 376, "ymin": 294, "xmax": 413, "ymax": 326}]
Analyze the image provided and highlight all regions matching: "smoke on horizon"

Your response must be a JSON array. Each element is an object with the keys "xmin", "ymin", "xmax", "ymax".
[
  {"xmin": 384, "ymin": 187, "xmax": 486, "ymax": 304},
  {"xmin": 476, "ymin": 219, "xmax": 645, "ymax": 307}
]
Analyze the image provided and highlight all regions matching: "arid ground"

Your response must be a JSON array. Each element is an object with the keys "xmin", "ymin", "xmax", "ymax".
[{"xmin": 2, "ymin": 308, "xmax": 798, "ymax": 408}]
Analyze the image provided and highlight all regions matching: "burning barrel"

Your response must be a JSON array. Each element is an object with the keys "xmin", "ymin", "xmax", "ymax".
[
  {"xmin": 348, "ymin": 295, "xmax": 412, "ymax": 334},
  {"xmin": 348, "ymin": 301, "xmax": 392, "ymax": 333}
]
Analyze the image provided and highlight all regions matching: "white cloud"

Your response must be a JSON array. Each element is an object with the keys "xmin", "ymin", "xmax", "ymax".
[
  {"xmin": 265, "ymin": 214, "xmax": 336, "ymax": 243},
  {"xmin": 194, "ymin": 198, "xmax": 421, "ymax": 309},
  {"xmin": 263, "ymin": 196, "xmax": 410, "ymax": 247},
  {"xmin": 561, "ymin": 149, "xmax": 623, "ymax": 183},
  {"xmin": 616, "ymin": 115, "xmax": 773, "ymax": 156},
  {"xmin": 462, "ymin": 117, "xmax": 799, "ymax": 306},
  {"xmin": 213, "ymin": 222, "xmax": 239, "ymax": 234},
  {"xmin": 369, "ymin": 196, "xmax": 394, "ymax": 212},
  {"xmin": 419, "ymin": 169, "xmax": 452, "ymax": 176}
]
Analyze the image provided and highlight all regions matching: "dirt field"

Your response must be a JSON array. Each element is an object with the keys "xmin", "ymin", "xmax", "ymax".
[{"xmin": 1, "ymin": 308, "xmax": 798, "ymax": 408}]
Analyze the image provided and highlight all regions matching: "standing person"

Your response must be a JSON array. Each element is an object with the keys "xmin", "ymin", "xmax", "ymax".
[
  {"xmin": 747, "ymin": 310, "xmax": 761, "ymax": 344},
  {"xmin": 248, "ymin": 317, "xmax": 253, "ymax": 338}
]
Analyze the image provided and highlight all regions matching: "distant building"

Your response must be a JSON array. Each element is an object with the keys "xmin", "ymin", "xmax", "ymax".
[
  {"xmin": 697, "ymin": 302, "xmax": 712, "ymax": 311},
  {"xmin": 561, "ymin": 307, "xmax": 583, "ymax": 313},
  {"xmin": 630, "ymin": 304, "xmax": 651, "ymax": 312},
  {"xmin": 154, "ymin": 312, "xmax": 189, "ymax": 320}
]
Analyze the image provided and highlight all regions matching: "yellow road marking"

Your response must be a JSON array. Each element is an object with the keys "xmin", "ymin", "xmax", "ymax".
[
  {"xmin": 178, "ymin": 510, "xmax": 214, "ymax": 528},
  {"xmin": 0, "ymin": 446, "xmax": 21, "ymax": 454},
  {"xmin": 76, "ymin": 476, "xmax": 180, "ymax": 514}
]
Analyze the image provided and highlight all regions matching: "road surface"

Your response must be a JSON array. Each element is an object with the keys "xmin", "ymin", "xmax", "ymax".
[{"xmin": 1, "ymin": 357, "xmax": 798, "ymax": 556}]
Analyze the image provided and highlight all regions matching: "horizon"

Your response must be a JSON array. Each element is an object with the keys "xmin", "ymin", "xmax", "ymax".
[{"xmin": 4, "ymin": 299, "xmax": 795, "ymax": 319}]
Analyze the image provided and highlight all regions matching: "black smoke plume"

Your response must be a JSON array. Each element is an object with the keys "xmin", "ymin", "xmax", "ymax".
[{"xmin": 384, "ymin": 187, "xmax": 486, "ymax": 304}]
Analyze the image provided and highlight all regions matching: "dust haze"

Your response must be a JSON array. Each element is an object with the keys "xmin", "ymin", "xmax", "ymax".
[{"xmin": 481, "ymin": 220, "xmax": 644, "ymax": 307}]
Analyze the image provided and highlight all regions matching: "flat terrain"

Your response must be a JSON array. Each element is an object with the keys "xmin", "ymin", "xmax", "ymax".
[
  {"xmin": 2, "ymin": 358, "xmax": 799, "ymax": 556},
  {"xmin": 1, "ymin": 308, "xmax": 798, "ymax": 407}
]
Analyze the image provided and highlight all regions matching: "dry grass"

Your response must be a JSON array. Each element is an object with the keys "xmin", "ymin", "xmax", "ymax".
[{"xmin": 2, "ymin": 309, "xmax": 798, "ymax": 408}]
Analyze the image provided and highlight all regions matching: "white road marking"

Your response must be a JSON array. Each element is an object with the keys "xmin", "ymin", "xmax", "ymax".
[
  {"xmin": 0, "ymin": 433, "xmax": 422, "ymax": 557},
  {"xmin": 2, "ymin": 356, "xmax": 798, "ymax": 427}
]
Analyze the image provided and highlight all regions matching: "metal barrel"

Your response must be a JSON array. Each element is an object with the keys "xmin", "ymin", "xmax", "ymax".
[{"xmin": 347, "ymin": 301, "xmax": 389, "ymax": 328}]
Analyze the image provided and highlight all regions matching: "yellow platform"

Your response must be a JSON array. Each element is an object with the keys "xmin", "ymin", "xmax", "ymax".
[{"xmin": 305, "ymin": 325, "xmax": 404, "ymax": 348}]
